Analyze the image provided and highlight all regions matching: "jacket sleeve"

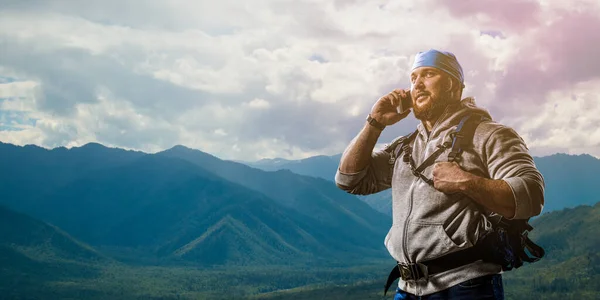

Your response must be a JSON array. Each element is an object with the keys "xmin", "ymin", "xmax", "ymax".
[
  {"xmin": 484, "ymin": 125, "xmax": 545, "ymax": 219},
  {"xmin": 334, "ymin": 147, "xmax": 395, "ymax": 195}
]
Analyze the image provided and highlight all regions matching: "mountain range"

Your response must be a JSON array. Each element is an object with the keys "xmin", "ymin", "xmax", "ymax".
[
  {"xmin": 0, "ymin": 141, "xmax": 390, "ymax": 267},
  {"xmin": 244, "ymin": 152, "xmax": 600, "ymax": 215},
  {"xmin": 241, "ymin": 154, "xmax": 342, "ymax": 181},
  {"xmin": 2, "ymin": 140, "xmax": 600, "ymax": 299}
]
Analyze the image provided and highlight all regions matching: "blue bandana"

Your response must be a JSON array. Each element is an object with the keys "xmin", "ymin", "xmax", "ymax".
[{"xmin": 412, "ymin": 49, "xmax": 465, "ymax": 88}]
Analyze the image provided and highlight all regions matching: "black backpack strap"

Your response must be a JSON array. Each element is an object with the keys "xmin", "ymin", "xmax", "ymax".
[
  {"xmin": 523, "ymin": 234, "xmax": 545, "ymax": 262},
  {"xmin": 399, "ymin": 113, "xmax": 489, "ymax": 187},
  {"xmin": 496, "ymin": 218, "xmax": 545, "ymax": 265},
  {"xmin": 383, "ymin": 265, "xmax": 400, "ymax": 296},
  {"xmin": 384, "ymin": 130, "xmax": 418, "ymax": 165}
]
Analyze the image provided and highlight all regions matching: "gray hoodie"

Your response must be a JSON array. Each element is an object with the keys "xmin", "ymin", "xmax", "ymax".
[{"xmin": 335, "ymin": 97, "xmax": 545, "ymax": 296}]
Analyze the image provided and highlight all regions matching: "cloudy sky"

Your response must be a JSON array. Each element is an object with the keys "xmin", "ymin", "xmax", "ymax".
[{"xmin": 1, "ymin": 0, "xmax": 599, "ymax": 161}]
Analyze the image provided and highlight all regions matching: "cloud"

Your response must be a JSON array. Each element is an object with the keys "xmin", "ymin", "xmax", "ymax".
[
  {"xmin": 0, "ymin": 0, "xmax": 599, "ymax": 160},
  {"xmin": 515, "ymin": 78, "xmax": 600, "ymax": 158},
  {"xmin": 435, "ymin": 0, "xmax": 542, "ymax": 33},
  {"xmin": 246, "ymin": 98, "xmax": 271, "ymax": 109},
  {"xmin": 490, "ymin": 10, "xmax": 600, "ymax": 119}
]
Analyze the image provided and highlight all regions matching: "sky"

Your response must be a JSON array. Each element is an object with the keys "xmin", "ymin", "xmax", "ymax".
[{"xmin": 1, "ymin": 0, "xmax": 600, "ymax": 161}]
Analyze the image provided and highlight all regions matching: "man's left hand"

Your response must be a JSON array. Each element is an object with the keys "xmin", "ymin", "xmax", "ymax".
[{"xmin": 432, "ymin": 162, "xmax": 477, "ymax": 194}]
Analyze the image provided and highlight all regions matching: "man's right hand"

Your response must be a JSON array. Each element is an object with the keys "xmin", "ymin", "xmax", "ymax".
[{"xmin": 370, "ymin": 89, "xmax": 412, "ymax": 126}]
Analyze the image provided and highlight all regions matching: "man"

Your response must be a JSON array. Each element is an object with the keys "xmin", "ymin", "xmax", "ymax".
[{"xmin": 335, "ymin": 49, "xmax": 545, "ymax": 299}]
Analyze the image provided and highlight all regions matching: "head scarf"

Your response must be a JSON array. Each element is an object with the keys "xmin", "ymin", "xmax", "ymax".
[{"xmin": 411, "ymin": 49, "xmax": 465, "ymax": 88}]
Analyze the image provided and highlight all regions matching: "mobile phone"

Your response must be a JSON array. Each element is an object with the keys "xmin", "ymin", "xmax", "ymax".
[{"xmin": 396, "ymin": 93, "xmax": 413, "ymax": 114}]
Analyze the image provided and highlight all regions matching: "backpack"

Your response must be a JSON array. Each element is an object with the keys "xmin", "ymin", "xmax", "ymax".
[{"xmin": 382, "ymin": 112, "xmax": 545, "ymax": 296}]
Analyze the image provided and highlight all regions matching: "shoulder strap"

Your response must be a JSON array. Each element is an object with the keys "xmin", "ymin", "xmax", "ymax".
[
  {"xmin": 383, "ymin": 135, "xmax": 407, "ymax": 154},
  {"xmin": 385, "ymin": 113, "xmax": 490, "ymax": 179},
  {"xmin": 384, "ymin": 130, "xmax": 418, "ymax": 164},
  {"xmin": 409, "ymin": 113, "xmax": 490, "ymax": 182},
  {"xmin": 447, "ymin": 113, "xmax": 490, "ymax": 163},
  {"xmin": 384, "ymin": 130, "xmax": 418, "ymax": 154}
]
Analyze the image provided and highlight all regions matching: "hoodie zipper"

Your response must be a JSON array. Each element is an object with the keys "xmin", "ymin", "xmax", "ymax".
[{"xmin": 400, "ymin": 105, "xmax": 454, "ymax": 264}]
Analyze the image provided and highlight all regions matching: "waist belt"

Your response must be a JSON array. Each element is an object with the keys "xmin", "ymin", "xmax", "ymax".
[{"xmin": 383, "ymin": 243, "xmax": 486, "ymax": 296}]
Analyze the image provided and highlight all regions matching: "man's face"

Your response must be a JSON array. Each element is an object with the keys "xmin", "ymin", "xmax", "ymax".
[{"xmin": 410, "ymin": 67, "xmax": 452, "ymax": 121}]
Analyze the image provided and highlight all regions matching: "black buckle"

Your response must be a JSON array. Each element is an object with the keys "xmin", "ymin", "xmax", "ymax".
[
  {"xmin": 383, "ymin": 262, "xmax": 429, "ymax": 296},
  {"xmin": 398, "ymin": 262, "xmax": 428, "ymax": 281},
  {"xmin": 447, "ymin": 151, "xmax": 459, "ymax": 162}
]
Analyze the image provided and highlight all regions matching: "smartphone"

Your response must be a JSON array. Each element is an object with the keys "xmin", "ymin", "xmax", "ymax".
[{"xmin": 396, "ymin": 93, "xmax": 413, "ymax": 114}]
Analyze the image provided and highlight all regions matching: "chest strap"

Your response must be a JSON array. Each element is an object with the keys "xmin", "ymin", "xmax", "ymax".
[{"xmin": 397, "ymin": 113, "xmax": 489, "ymax": 186}]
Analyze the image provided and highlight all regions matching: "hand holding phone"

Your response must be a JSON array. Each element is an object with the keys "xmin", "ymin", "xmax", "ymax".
[
  {"xmin": 396, "ymin": 92, "xmax": 412, "ymax": 114},
  {"xmin": 369, "ymin": 89, "xmax": 412, "ymax": 127}
]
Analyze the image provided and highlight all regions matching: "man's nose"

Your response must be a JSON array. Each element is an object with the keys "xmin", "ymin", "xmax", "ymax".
[{"xmin": 412, "ymin": 77, "xmax": 425, "ymax": 89}]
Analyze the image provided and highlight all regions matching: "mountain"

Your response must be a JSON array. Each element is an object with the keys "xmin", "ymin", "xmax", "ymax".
[
  {"xmin": 0, "ymin": 141, "xmax": 145, "ymax": 212},
  {"xmin": 242, "ymin": 152, "xmax": 393, "ymax": 214},
  {"xmin": 243, "ymin": 154, "xmax": 342, "ymax": 181},
  {"xmin": 158, "ymin": 146, "xmax": 390, "ymax": 243},
  {"xmin": 0, "ymin": 142, "xmax": 391, "ymax": 267},
  {"xmin": 0, "ymin": 205, "xmax": 104, "ymax": 297},
  {"xmin": 241, "ymin": 157, "xmax": 295, "ymax": 169},
  {"xmin": 244, "ymin": 152, "xmax": 600, "ymax": 216},
  {"xmin": 526, "ymin": 201, "xmax": 600, "ymax": 261},
  {"xmin": 0, "ymin": 204, "xmax": 104, "ymax": 262},
  {"xmin": 533, "ymin": 153, "xmax": 600, "ymax": 212}
]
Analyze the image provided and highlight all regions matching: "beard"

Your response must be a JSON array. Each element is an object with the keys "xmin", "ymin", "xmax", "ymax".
[{"xmin": 413, "ymin": 92, "xmax": 451, "ymax": 121}]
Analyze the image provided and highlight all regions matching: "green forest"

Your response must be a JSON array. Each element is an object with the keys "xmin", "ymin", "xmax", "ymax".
[{"xmin": 2, "ymin": 202, "xmax": 599, "ymax": 300}]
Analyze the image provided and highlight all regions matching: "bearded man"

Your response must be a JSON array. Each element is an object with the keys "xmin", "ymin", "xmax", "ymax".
[{"xmin": 335, "ymin": 49, "xmax": 545, "ymax": 299}]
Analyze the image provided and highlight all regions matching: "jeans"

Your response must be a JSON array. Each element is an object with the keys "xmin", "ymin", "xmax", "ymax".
[{"xmin": 394, "ymin": 274, "xmax": 504, "ymax": 300}]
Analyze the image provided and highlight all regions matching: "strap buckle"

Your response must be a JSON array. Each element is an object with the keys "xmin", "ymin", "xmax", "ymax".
[
  {"xmin": 447, "ymin": 151, "xmax": 461, "ymax": 162},
  {"xmin": 398, "ymin": 262, "xmax": 429, "ymax": 282}
]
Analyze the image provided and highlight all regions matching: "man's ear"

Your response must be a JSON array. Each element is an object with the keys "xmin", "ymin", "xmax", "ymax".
[{"xmin": 446, "ymin": 77, "xmax": 453, "ymax": 92}]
